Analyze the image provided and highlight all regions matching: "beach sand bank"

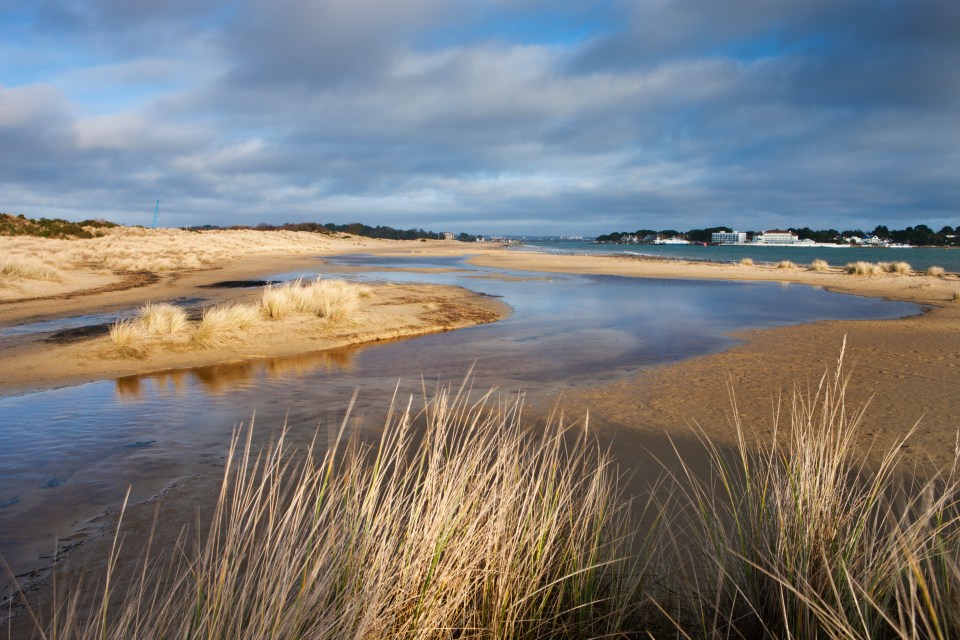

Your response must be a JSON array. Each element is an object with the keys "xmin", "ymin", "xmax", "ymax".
[{"xmin": 4, "ymin": 239, "xmax": 960, "ymax": 633}]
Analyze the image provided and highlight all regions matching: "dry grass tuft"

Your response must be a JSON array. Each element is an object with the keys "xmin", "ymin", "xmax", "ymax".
[
  {"xmin": 260, "ymin": 278, "xmax": 369, "ymax": 322},
  {"xmin": 926, "ymin": 265, "xmax": 945, "ymax": 277},
  {"xmin": 667, "ymin": 341, "xmax": 960, "ymax": 638},
  {"xmin": 25, "ymin": 384, "xmax": 651, "ymax": 638},
  {"xmin": 808, "ymin": 258, "xmax": 829, "ymax": 272},
  {"xmin": 137, "ymin": 302, "xmax": 188, "ymax": 335},
  {"xmin": 19, "ymin": 347, "xmax": 960, "ymax": 638},
  {"xmin": 739, "ymin": 257, "xmax": 754, "ymax": 266},
  {"xmin": 0, "ymin": 256, "xmax": 64, "ymax": 282},
  {"xmin": 884, "ymin": 260, "xmax": 912, "ymax": 274},
  {"xmin": 191, "ymin": 304, "xmax": 260, "ymax": 348},
  {"xmin": 108, "ymin": 319, "xmax": 147, "ymax": 357},
  {"xmin": 776, "ymin": 260, "xmax": 797, "ymax": 269},
  {"xmin": 953, "ymin": 290, "xmax": 960, "ymax": 302},
  {"xmin": 846, "ymin": 261, "xmax": 882, "ymax": 275}
]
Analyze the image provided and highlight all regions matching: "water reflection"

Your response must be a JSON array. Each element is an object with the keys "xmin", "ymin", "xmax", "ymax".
[{"xmin": 115, "ymin": 348, "xmax": 358, "ymax": 398}]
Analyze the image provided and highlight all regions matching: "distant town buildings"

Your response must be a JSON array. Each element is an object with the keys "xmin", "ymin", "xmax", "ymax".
[
  {"xmin": 710, "ymin": 231, "xmax": 748, "ymax": 244},
  {"xmin": 754, "ymin": 229, "xmax": 799, "ymax": 244}
]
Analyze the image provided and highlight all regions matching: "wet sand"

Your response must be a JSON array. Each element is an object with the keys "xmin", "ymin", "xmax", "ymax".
[{"xmin": 470, "ymin": 251, "xmax": 960, "ymax": 473}]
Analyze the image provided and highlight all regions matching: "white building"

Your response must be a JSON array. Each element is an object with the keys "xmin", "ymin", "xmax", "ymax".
[
  {"xmin": 754, "ymin": 229, "xmax": 799, "ymax": 244},
  {"xmin": 711, "ymin": 231, "xmax": 747, "ymax": 244}
]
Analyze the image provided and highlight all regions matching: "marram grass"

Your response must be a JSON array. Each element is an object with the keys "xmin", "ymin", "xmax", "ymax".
[
  {"xmin": 137, "ymin": 302, "xmax": 188, "ymax": 335},
  {"xmin": 15, "ymin": 384, "xmax": 653, "ymax": 639},
  {"xmin": 809, "ymin": 258, "xmax": 830, "ymax": 272},
  {"xmin": 12, "ymin": 347, "xmax": 960, "ymax": 639}
]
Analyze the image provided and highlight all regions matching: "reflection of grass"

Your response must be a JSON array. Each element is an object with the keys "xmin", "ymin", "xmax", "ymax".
[{"xmin": 26, "ymin": 348, "xmax": 960, "ymax": 638}]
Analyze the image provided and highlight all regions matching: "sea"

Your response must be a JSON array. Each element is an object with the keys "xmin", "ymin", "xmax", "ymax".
[{"xmin": 519, "ymin": 240, "xmax": 960, "ymax": 273}]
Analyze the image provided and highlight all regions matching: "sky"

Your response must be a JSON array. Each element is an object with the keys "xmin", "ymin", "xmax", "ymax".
[{"xmin": 1, "ymin": 0, "xmax": 958, "ymax": 235}]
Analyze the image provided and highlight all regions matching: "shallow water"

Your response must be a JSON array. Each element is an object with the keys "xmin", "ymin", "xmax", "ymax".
[
  {"xmin": 0, "ymin": 255, "xmax": 920, "ymax": 576},
  {"xmin": 0, "ymin": 296, "xmax": 206, "ymax": 340},
  {"xmin": 525, "ymin": 240, "xmax": 960, "ymax": 272}
]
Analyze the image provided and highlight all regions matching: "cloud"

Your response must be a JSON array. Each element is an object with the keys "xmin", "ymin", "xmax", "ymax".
[{"xmin": 0, "ymin": 0, "xmax": 957, "ymax": 233}]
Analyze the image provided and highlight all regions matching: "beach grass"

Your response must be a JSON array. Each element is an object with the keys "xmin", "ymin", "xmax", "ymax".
[
  {"xmin": 260, "ymin": 278, "xmax": 370, "ymax": 321},
  {"xmin": 846, "ymin": 261, "xmax": 882, "ymax": 276},
  {"xmin": 21, "ymin": 384, "xmax": 652, "ymax": 639},
  {"xmin": 884, "ymin": 260, "xmax": 912, "ymax": 274},
  {"xmin": 13, "ymin": 348, "xmax": 960, "ymax": 639},
  {"xmin": 137, "ymin": 302, "xmax": 188, "ymax": 335},
  {"xmin": 108, "ymin": 319, "xmax": 147, "ymax": 357},
  {"xmin": 776, "ymin": 260, "xmax": 797, "ymax": 269},
  {"xmin": 739, "ymin": 257, "xmax": 754, "ymax": 266},
  {"xmin": 0, "ymin": 256, "xmax": 64, "ymax": 282},
  {"xmin": 663, "ymin": 342, "xmax": 960, "ymax": 638},
  {"xmin": 926, "ymin": 265, "xmax": 945, "ymax": 277},
  {"xmin": 808, "ymin": 258, "xmax": 830, "ymax": 272},
  {"xmin": 191, "ymin": 304, "xmax": 261, "ymax": 348}
]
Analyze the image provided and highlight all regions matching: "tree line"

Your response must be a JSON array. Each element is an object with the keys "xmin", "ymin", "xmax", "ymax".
[
  {"xmin": 596, "ymin": 224, "xmax": 960, "ymax": 246},
  {"xmin": 189, "ymin": 221, "xmax": 478, "ymax": 242}
]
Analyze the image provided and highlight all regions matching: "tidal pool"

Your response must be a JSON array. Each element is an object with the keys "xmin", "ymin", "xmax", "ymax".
[{"xmin": 0, "ymin": 255, "xmax": 920, "ymax": 578}]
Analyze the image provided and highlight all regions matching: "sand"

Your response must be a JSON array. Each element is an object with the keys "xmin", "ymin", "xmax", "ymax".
[
  {"xmin": 4, "ymin": 235, "xmax": 960, "ymax": 633},
  {"xmin": 468, "ymin": 251, "xmax": 960, "ymax": 475}
]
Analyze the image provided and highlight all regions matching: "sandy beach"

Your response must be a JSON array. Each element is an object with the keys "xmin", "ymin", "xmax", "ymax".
[
  {"xmin": 470, "ymin": 250, "xmax": 960, "ymax": 472},
  {"xmin": 3, "ymin": 232, "xmax": 960, "ymax": 634}
]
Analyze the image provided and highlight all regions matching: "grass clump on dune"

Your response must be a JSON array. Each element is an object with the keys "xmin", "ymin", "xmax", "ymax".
[
  {"xmin": 26, "ymin": 384, "xmax": 651, "ymax": 639},
  {"xmin": 191, "ymin": 304, "xmax": 261, "ymax": 348},
  {"xmin": 926, "ymin": 265, "xmax": 945, "ymax": 277},
  {"xmin": 776, "ymin": 260, "xmax": 797, "ymax": 269},
  {"xmin": 260, "ymin": 277, "xmax": 370, "ymax": 322},
  {"xmin": 137, "ymin": 302, "xmax": 188, "ymax": 335},
  {"xmin": 0, "ymin": 256, "xmax": 64, "ymax": 282},
  {"xmin": 739, "ymin": 257, "xmax": 754, "ymax": 266},
  {"xmin": 808, "ymin": 258, "xmax": 830, "ymax": 272},
  {"xmin": 108, "ymin": 319, "xmax": 147, "ymax": 357},
  {"xmin": 846, "ymin": 261, "xmax": 882, "ymax": 276},
  {"xmin": 884, "ymin": 260, "xmax": 912, "ymax": 274}
]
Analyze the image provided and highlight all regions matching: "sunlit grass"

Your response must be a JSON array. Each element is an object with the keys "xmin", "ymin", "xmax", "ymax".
[
  {"xmin": 191, "ymin": 304, "xmax": 261, "ymax": 348},
  {"xmin": 108, "ymin": 319, "xmax": 147, "ymax": 357},
  {"xmin": 0, "ymin": 256, "xmax": 64, "ymax": 282},
  {"xmin": 926, "ymin": 265, "xmax": 945, "ymax": 277},
  {"xmin": 776, "ymin": 260, "xmax": 797, "ymax": 269},
  {"xmin": 846, "ymin": 261, "xmax": 882, "ymax": 276},
  {"xmin": 884, "ymin": 260, "xmax": 912, "ymax": 274},
  {"xmin": 137, "ymin": 302, "xmax": 188, "ymax": 335},
  {"xmin": 739, "ymin": 257, "xmax": 754, "ymax": 266},
  {"xmin": 808, "ymin": 258, "xmax": 830, "ymax": 272}
]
